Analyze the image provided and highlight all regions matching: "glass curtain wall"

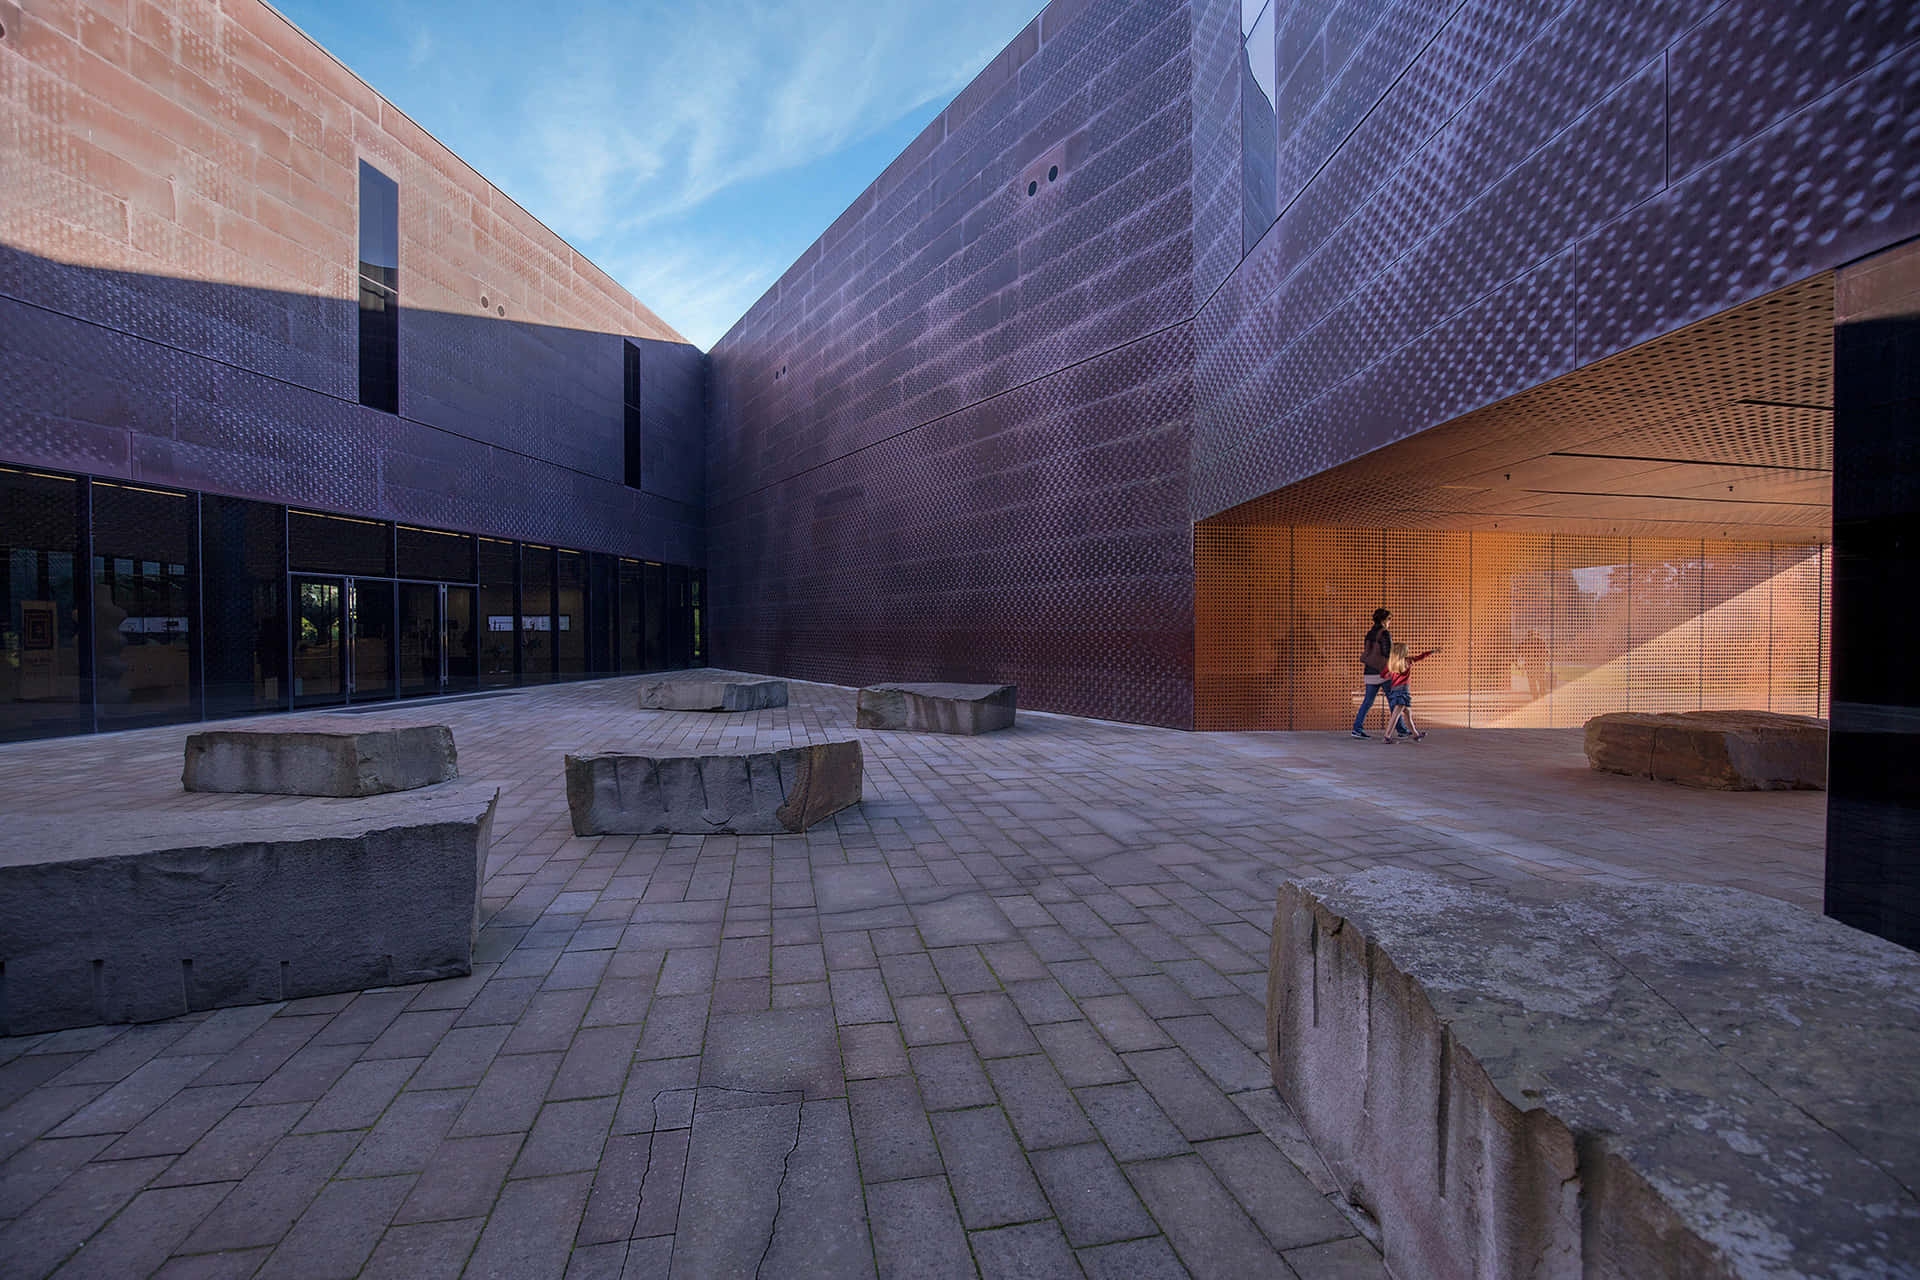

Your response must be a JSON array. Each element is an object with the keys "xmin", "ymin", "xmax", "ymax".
[
  {"xmin": 92, "ymin": 482, "xmax": 196, "ymax": 727},
  {"xmin": 479, "ymin": 537, "xmax": 517, "ymax": 687},
  {"xmin": 521, "ymin": 544, "xmax": 554, "ymax": 683},
  {"xmin": 202, "ymin": 495, "xmax": 285, "ymax": 716},
  {"xmin": 557, "ymin": 549, "xmax": 586, "ymax": 678},
  {"xmin": 0, "ymin": 467, "xmax": 86, "ymax": 742}
]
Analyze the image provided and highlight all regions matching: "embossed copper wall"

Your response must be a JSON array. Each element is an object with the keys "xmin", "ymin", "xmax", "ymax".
[{"xmin": 1196, "ymin": 527, "xmax": 1829, "ymax": 730}]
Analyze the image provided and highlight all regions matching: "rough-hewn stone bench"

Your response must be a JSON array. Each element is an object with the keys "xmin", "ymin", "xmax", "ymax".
[
  {"xmin": 565, "ymin": 740, "xmax": 861, "ymax": 835},
  {"xmin": 0, "ymin": 784, "xmax": 498, "ymax": 1035},
  {"xmin": 637, "ymin": 676, "xmax": 788, "ymax": 712},
  {"xmin": 183, "ymin": 717, "xmax": 457, "ymax": 796},
  {"xmin": 1269, "ymin": 867, "xmax": 1920, "ymax": 1279},
  {"xmin": 856, "ymin": 683, "xmax": 1016, "ymax": 734},
  {"xmin": 1583, "ymin": 709, "xmax": 1826, "ymax": 790}
]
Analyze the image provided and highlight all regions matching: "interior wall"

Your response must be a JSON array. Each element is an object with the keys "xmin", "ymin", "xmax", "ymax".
[{"xmin": 1195, "ymin": 526, "xmax": 1828, "ymax": 730}]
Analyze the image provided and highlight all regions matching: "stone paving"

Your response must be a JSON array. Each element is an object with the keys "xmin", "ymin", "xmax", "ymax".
[{"xmin": 0, "ymin": 674, "xmax": 1825, "ymax": 1278}]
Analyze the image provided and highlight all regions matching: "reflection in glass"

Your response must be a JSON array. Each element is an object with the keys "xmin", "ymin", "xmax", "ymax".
[
  {"xmin": 202, "ymin": 495, "xmax": 285, "ymax": 716},
  {"xmin": 351, "ymin": 578, "xmax": 394, "ymax": 701},
  {"xmin": 557, "ymin": 550, "xmax": 586, "ymax": 679},
  {"xmin": 293, "ymin": 578, "xmax": 344, "ymax": 707},
  {"xmin": 590, "ymin": 553, "xmax": 616, "ymax": 675},
  {"xmin": 446, "ymin": 585, "xmax": 478, "ymax": 692},
  {"xmin": 0, "ymin": 468, "xmax": 86, "ymax": 741},
  {"xmin": 692, "ymin": 571, "xmax": 706, "ymax": 666},
  {"xmin": 522, "ymin": 544, "xmax": 554, "ymax": 683},
  {"xmin": 397, "ymin": 525, "xmax": 475, "ymax": 582},
  {"xmin": 619, "ymin": 559, "xmax": 645, "ymax": 672},
  {"xmin": 1241, "ymin": 1, "xmax": 1278, "ymax": 254},
  {"xmin": 398, "ymin": 582, "xmax": 440, "ymax": 697},
  {"xmin": 642, "ymin": 561, "xmax": 667, "ymax": 670},
  {"xmin": 666, "ymin": 564, "xmax": 690, "ymax": 668},
  {"xmin": 479, "ymin": 538, "xmax": 517, "ymax": 687},
  {"xmin": 358, "ymin": 160, "xmax": 400, "ymax": 413},
  {"xmin": 92, "ymin": 482, "xmax": 195, "ymax": 726},
  {"xmin": 290, "ymin": 510, "xmax": 391, "ymax": 577}
]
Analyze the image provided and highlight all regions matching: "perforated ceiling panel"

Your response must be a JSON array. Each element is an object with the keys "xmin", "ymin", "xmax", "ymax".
[{"xmin": 1204, "ymin": 273, "xmax": 1834, "ymax": 543}]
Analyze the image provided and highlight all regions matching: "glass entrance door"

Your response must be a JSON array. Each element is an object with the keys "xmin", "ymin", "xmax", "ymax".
[
  {"xmin": 349, "ymin": 579, "xmax": 394, "ymax": 701},
  {"xmin": 445, "ymin": 585, "xmax": 477, "ymax": 692},
  {"xmin": 398, "ymin": 582, "xmax": 441, "ymax": 698},
  {"xmin": 293, "ymin": 577, "xmax": 345, "ymax": 706}
]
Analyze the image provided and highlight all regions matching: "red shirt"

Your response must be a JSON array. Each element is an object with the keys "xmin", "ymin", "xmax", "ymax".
[{"xmin": 1382, "ymin": 651, "xmax": 1435, "ymax": 689}]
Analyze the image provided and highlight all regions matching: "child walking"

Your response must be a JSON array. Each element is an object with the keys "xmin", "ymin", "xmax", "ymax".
[{"xmin": 1381, "ymin": 642, "xmax": 1438, "ymax": 743}]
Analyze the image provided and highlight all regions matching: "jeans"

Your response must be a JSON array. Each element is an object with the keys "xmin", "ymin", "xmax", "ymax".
[{"xmin": 1352, "ymin": 678, "xmax": 1384, "ymax": 733}]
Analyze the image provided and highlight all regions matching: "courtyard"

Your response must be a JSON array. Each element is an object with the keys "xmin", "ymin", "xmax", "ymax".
[{"xmin": 0, "ymin": 675, "xmax": 1825, "ymax": 1278}]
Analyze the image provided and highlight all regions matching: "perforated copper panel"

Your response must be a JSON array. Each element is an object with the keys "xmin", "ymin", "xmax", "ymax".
[
  {"xmin": 1196, "ymin": 527, "xmax": 1828, "ymax": 730},
  {"xmin": 1204, "ymin": 274, "xmax": 1836, "ymax": 542}
]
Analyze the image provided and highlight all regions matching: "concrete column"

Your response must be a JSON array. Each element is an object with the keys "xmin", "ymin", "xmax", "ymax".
[{"xmin": 1826, "ymin": 239, "xmax": 1920, "ymax": 949}]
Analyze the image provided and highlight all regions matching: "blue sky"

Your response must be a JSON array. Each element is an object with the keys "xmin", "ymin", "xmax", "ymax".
[{"xmin": 275, "ymin": 0, "xmax": 1046, "ymax": 349}]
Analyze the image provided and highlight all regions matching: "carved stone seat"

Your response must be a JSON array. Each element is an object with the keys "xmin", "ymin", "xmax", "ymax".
[
  {"xmin": 0, "ymin": 784, "xmax": 498, "ymax": 1035},
  {"xmin": 637, "ymin": 676, "xmax": 788, "ymax": 712},
  {"xmin": 1269, "ymin": 868, "xmax": 1920, "ymax": 1279},
  {"xmin": 1583, "ymin": 709, "xmax": 1827, "ymax": 790},
  {"xmin": 856, "ymin": 683, "xmax": 1016, "ymax": 735},
  {"xmin": 565, "ymin": 740, "xmax": 861, "ymax": 835},
  {"xmin": 183, "ymin": 717, "xmax": 457, "ymax": 796}
]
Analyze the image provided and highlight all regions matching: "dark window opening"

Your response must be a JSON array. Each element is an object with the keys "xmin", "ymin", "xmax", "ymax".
[
  {"xmin": 623, "ymin": 340, "xmax": 643, "ymax": 489},
  {"xmin": 358, "ymin": 161, "xmax": 399, "ymax": 413}
]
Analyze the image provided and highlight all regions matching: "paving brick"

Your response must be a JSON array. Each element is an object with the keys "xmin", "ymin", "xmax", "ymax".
[
  {"xmin": 360, "ymin": 1216, "xmax": 488, "ymax": 1279},
  {"xmin": 153, "ymin": 1101, "xmax": 308, "ymax": 1187},
  {"xmin": 1031, "ymin": 1022, "xmax": 1130, "ymax": 1088},
  {"xmin": 929, "ymin": 947, "xmax": 998, "ymax": 994},
  {"xmin": 1198, "ymin": 1134, "xmax": 1352, "ymax": 1251},
  {"xmin": 1126, "ymin": 1154, "xmax": 1284, "ymax": 1279},
  {"xmin": 633, "ymin": 994, "xmax": 709, "ymax": 1060},
  {"xmin": 1123, "ymin": 1049, "xmax": 1254, "ymax": 1143},
  {"xmin": 463, "ymin": 1172, "xmax": 593, "ymax": 1280},
  {"xmin": 98, "ymin": 1083, "xmax": 254, "ymax": 1162},
  {"xmin": 878, "ymin": 951, "xmax": 943, "ymax": 997},
  {"xmin": 255, "ymin": 1172, "xmax": 413, "ymax": 1278},
  {"xmin": 1031, "ymin": 1140, "xmax": 1157, "ymax": 1247},
  {"xmin": 1155, "ymin": 1016, "xmax": 1267, "ymax": 1092},
  {"xmin": 46, "ymin": 1178, "xmax": 229, "ymax": 1279},
  {"xmin": 612, "ymin": 1057, "xmax": 700, "ymax": 1135},
  {"xmin": 395, "ymin": 1132, "xmax": 523, "ymax": 1225},
  {"xmin": 453, "ymin": 977, "xmax": 543, "ymax": 1028},
  {"xmin": 181, "ymin": 1131, "xmax": 360, "ymax": 1252},
  {"xmin": 342, "ymin": 1089, "xmax": 469, "ymax": 1177},
  {"xmin": 630, "ymin": 1127, "xmax": 688, "ymax": 1239},
  {"xmin": 1283, "ymin": 1234, "xmax": 1388, "ymax": 1278},
  {"xmin": 1075, "ymin": 1083, "xmax": 1189, "ymax": 1162},
  {"xmin": 575, "ymin": 1132, "xmax": 648, "ymax": 1245},
  {"xmin": 552, "ymin": 1025, "xmax": 643, "ymax": 1100},
  {"xmin": 243, "ymin": 1042, "xmax": 366, "ymax": 1106},
  {"xmin": 842, "ymin": 1023, "xmax": 911, "ymax": 1079},
  {"xmin": 49, "ymin": 1056, "xmax": 220, "ymax": 1138},
  {"xmin": 763, "ymin": 1099, "xmax": 876, "ymax": 1279},
  {"xmin": 970, "ymin": 1219, "xmax": 1081, "ymax": 1279},
  {"xmin": 895, "ymin": 994, "xmax": 967, "ymax": 1047},
  {"xmin": 412, "ymin": 1025, "xmax": 512, "ymax": 1091},
  {"xmin": 584, "ymin": 978, "xmax": 656, "ymax": 1027},
  {"xmin": 985, "ymin": 1054, "xmax": 1096, "ymax": 1150},
  {"xmin": 505, "ymin": 989, "xmax": 597, "ymax": 1056},
  {"xmin": 867, "ymin": 1176, "xmax": 972, "ymax": 1280},
  {"xmin": 930, "ymin": 1107, "xmax": 1048, "ymax": 1230},
  {"xmin": 1078, "ymin": 1236, "xmax": 1191, "ymax": 1279},
  {"xmin": 49, "ymin": 1023, "xmax": 193, "ymax": 1087},
  {"xmin": 700, "ymin": 1009, "xmax": 842, "ymax": 1100},
  {"xmin": 449, "ymin": 1051, "xmax": 561, "ymax": 1137},
  {"xmin": 294, "ymin": 1058, "xmax": 419, "ymax": 1135},
  {"xmin": 0, "ymin": 1134, "xmax": 114, "ymax": 1219},
  {"xmin": 830, "ymin": 968, "xmax": 896, "ymax": 1026},
  {"xmin": 1078, "ymin": 996, "xmax": 1172, "ymax": 1054},
  {"xmin": 671, "ymin": 1100, "xmax": 799, "ymax": 1278},
  {"xmin": 848, "ymin": 1076, "xmax": 943, "ymax": 1183},
  {"xmin": 908, "ymin": 1043, "xmax": 997, "ymax": 1113},
  {"xmin": 953, "ymin": 994, "xmax": 1040, "ymax": 1058},
  {"xmin": 513, "ymin": 1096, "xmax": 615, "ymax": 1178}
]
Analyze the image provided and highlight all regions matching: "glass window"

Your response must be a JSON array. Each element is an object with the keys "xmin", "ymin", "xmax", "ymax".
[
  {"xmin": 619, "ymin": 558, "xmax": 645, "ymax": 672},
  {"xmin": 289, "ymin": 509, "xmax": 391, "ymax": 577},
  {"xmin": 589, "ymin": 552, "xmax": 616, "ymax": 674},
  {"xmin": 624, "ymin": 340, "xmax": 643, "ymax": 488},
  {"xmin": 358, "ymin": 160, "xmax": 399, "ymax": 413},
  {"xmin": 666, "ymin": 564, "xmax": 690, "ymax": 668},
  {"xmin": 556, "ymin": 550, "xmax": 587, "ymax": 679},
  {"xmin": 202, "ymin": 495, "xmax": 286, "ymax": 717},
  {"xmin": 397, "ymin": 525, "xmax": 475, "ymax": 582},
  {"xmin": 642, "ymin": 560, "xmax": 667, "ymax": 671},
  {"xmin": 350, "ymin": 578, "xmax": 394, "ymax": 701},
  {"xmin": 0, "ymin": 467, "xmax": 87, "ymax": 741},
  {"xmin": 521, "ymin": 544, "xmax": 554, "ymax": 683},
  {"xmin": 1241, "ymin": 2, "xmax": 1278, "ymax": 255},
  {"xmin": 92, "ymin": 482, "xmax": 195, "ymax": 727},
  {"xmin": 478, "ymin": 537, "xmax": 517, "ymax": 687}
]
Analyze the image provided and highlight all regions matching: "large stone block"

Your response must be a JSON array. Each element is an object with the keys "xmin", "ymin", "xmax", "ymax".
[
  {"xmin": 565, "ymin": 740, "xmax": 861, "ymax": 835},
  {"xmin": 1269, "ymin": 868, "xmax": 1920, "ymax": 1279},
  {"xmin": 638, "ymin": 676, "xmax": 788, "ymax": 712},
  {"xmin": 856, "ymin": 683, "xmax": 1016, "ymax": 734},
  {"xmin": 1584, "ymin": 709, "xmax": 1827, "ymax": 790},
  {"xmin": 183, "ymin": 718, "xmax": 458, "ymax": 796},
  {"xmin": 0, "ymin": 784, "xmax": 498, "ymax": 1035}
]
